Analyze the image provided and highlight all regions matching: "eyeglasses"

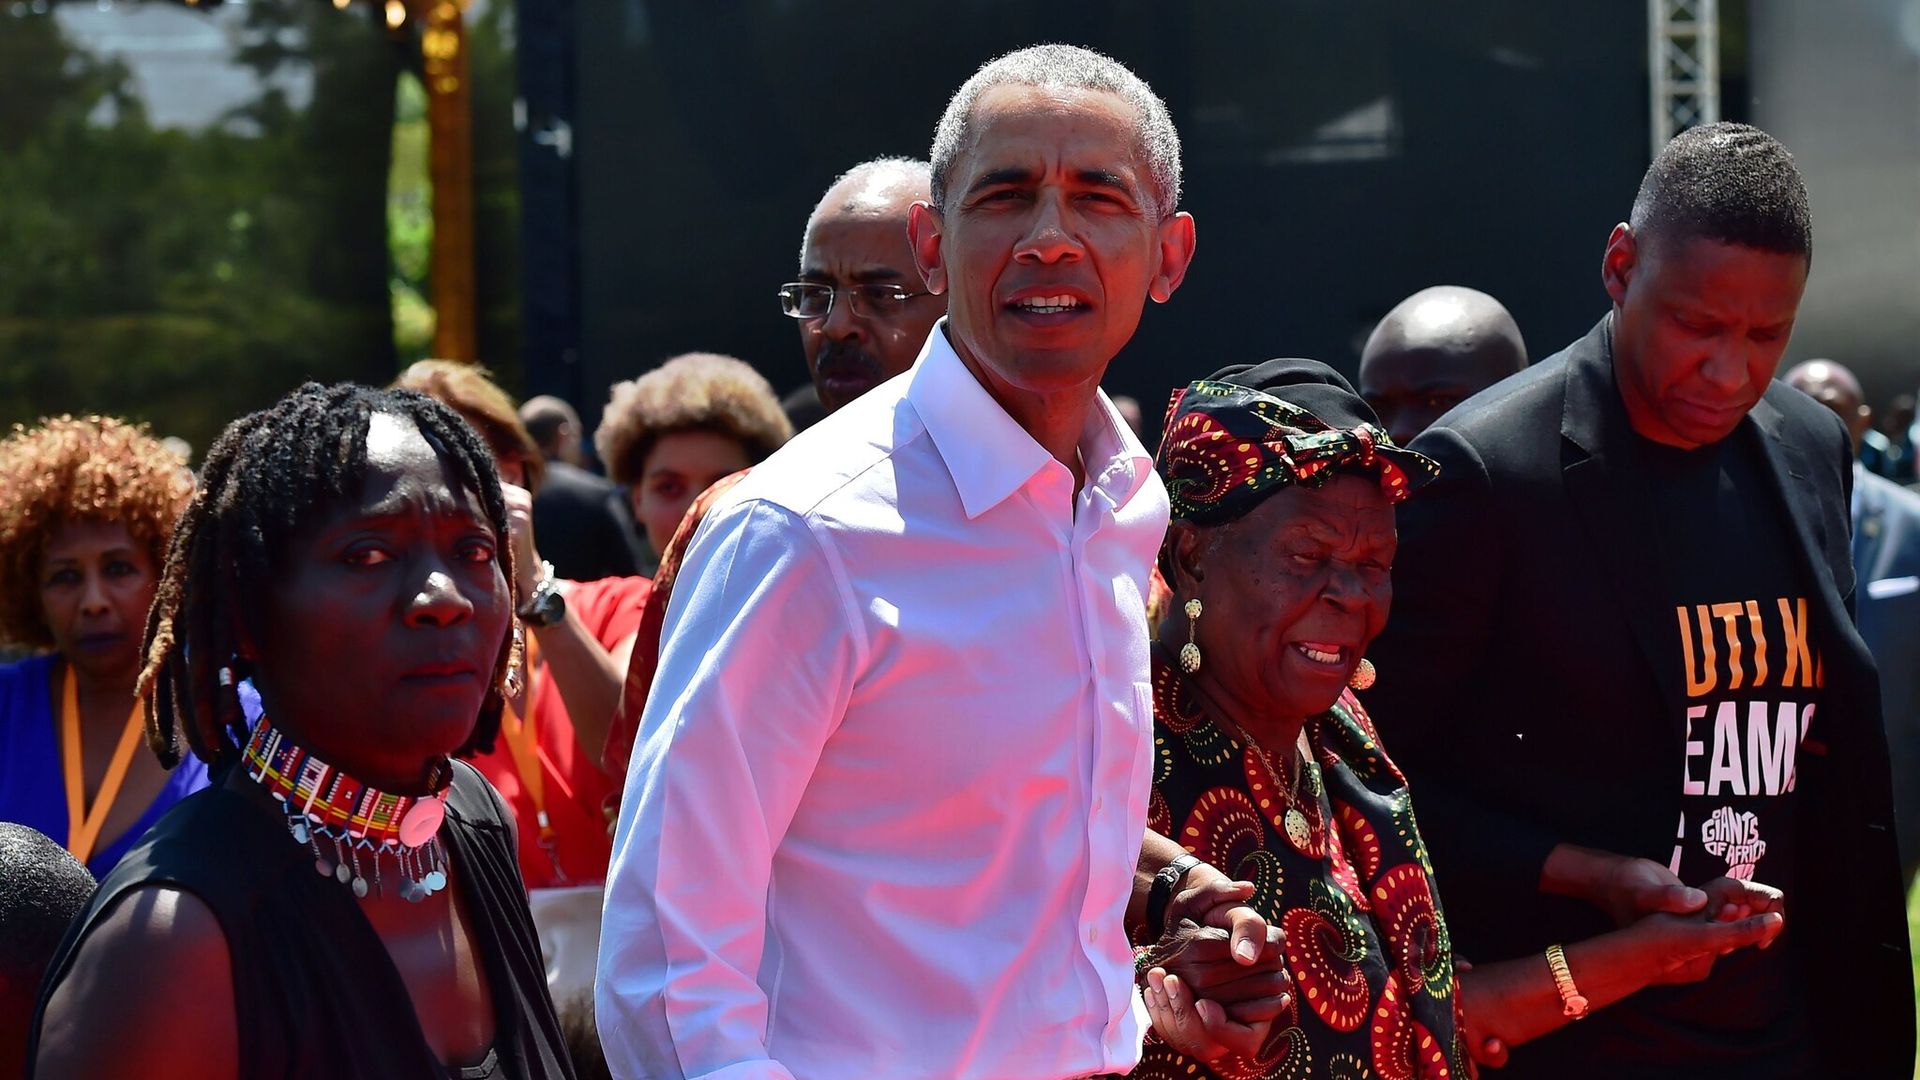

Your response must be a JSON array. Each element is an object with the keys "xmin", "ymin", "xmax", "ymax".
[{"xmin": 777, "ymin": 281, "xmax": 932, "ymax": 321}]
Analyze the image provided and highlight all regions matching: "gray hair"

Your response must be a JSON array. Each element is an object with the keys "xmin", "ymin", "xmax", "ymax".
[
  {"xmin": 798, "ymin": 157, "xmax": 932, "ymax": 268},
  {"xmin": 929, "ymin": 44, "xmax": 1181, "ymax": 220}
]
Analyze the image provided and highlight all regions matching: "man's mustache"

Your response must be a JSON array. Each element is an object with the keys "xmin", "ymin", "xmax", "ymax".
[{"xmin": 815, "ymin": 342, "xmax": 882, "ymax": 381}]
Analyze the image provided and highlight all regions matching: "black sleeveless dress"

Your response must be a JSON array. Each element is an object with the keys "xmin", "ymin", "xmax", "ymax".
[{"xmin": 29, "ymin": 760, "xmax": 576, "ymax": 1080}]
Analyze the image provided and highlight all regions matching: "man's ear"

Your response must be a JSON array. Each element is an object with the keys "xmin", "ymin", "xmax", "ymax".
[
  {"xmin": 908, "ymin": 202, "xmax": 948, "ymax": 297},
  {"xmin": 1602, "ymin": 223, "xmax": 1637, "ymax": 307},
  {"xmin": 1149, "ymin": 211, "xmax": 1198, "ymax": 304}
]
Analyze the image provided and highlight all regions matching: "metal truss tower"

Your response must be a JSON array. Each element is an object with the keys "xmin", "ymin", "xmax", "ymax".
[{"xmin": 1649, "ymin": 0, "xmax": 1721, "ymax": 155}]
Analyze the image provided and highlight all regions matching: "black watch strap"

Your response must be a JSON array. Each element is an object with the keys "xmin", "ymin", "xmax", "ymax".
[
  {"xmin": 518, "ymin": 577, "xmax": 566, "ymax": 627},
  {"xmin": 1146, "ymin": 853, "xmax": 1203, "ymax": 937}
]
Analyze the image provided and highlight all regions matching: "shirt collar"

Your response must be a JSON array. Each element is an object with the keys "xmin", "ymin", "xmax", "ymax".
[{"xmin": 905, "ymin": 319, "xmax": 1156, "ymax": 520}]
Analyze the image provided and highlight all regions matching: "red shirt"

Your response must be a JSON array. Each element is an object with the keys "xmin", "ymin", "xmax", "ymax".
[
  {"xmin": 470, "ymin": 574, "xmax": 651, "ymax": 889},
  {"xmin": 604, "ymin": 469, "xmax": 749, "ymax": 776}
]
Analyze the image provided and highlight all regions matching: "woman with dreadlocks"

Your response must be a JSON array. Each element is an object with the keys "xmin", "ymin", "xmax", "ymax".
[
  {"xmin": 30, "ymin": 384, "xmax": 574, "ymax": 1079},
  {"xmin": 0, "ymin": 416, "xmax": 205, "ymax": 877},
  {"xmin": 394, "ymin": 359, "xmax": 649, "ymax": 890}
]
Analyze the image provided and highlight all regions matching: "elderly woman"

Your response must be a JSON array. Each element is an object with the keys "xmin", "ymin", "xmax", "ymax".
[
  {"xmin": 1130, "ymin": 361, "xmax": 1786, "ymax": 1079},
  {"xmin": 31, "ymin": 383, "xmax": 572, "ymax": 1078},
  {"xmin": 594, "ymin": 351, "xmax": 792, "ymax": 558},
  {"xmin": 0, "ymin": 417, "xmax": 207, "ymax": 877}
]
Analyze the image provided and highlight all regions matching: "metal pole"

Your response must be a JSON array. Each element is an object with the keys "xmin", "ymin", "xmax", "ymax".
[
  {"xmin": 422, "ymin": 0, "xmax": 477, "ymax": 363},
  {"xmin": 1649, "ymin": 0, "xmax": 1721, "ymax": 157}
]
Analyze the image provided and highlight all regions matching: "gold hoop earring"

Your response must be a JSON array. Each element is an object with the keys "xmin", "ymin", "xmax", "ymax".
[
  {"xmin": 1180, "ymin": 599, "xmax": 1203, "ymax": 674},
  {"xmin": 501, "ymin": 619, "xmax": 526, "ymax": 699},
  {"xmin": 1348, "ymin": 658, "xmax": 1376, "ymax": 690}
]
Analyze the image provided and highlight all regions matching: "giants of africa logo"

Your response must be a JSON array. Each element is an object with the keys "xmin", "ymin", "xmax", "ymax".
[{"xmin": 1700, "ymin": 806, "xmax": 1767, "ymax": 880}]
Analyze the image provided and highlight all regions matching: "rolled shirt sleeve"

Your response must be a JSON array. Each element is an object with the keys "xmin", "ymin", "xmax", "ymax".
[{"xmin": 597, "ymin": 498, "xmax": 866, "ymax": 1080}]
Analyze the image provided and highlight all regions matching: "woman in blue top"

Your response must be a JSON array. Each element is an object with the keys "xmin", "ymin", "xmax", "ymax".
[{"xmin": 0, "ymin": 416, "xmax": 208, "ymax": 875}]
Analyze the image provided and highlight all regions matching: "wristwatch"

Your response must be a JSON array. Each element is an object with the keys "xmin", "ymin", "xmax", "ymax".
[
  {"xmin": 1546, "ymin": 943, "xmax": 1590, "ymax": 1020},
  {"xmin": 1147, "ymin": 853, "xmax": 1204, "ymax": 937},
  {"xmin": 517, "ymin": 561, "xmax": 566, "ymax": 627}
]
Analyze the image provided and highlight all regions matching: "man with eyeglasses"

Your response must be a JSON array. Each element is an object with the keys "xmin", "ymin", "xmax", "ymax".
[
  {"xmin": 599, "ymin": 158, "xmax": 947, "ymax": 778},
  {"xmin": 779, "ymin": 157, "xmax": 946, "ymax": 415},
  {"xmin": 600, "ymin": 45, "xmax": 1291, "ymax": 1080}
]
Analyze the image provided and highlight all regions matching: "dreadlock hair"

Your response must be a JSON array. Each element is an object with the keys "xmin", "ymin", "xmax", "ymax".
[{"xmin": 140, "ymin": 382, "xmax": 517, "ymax": 775}]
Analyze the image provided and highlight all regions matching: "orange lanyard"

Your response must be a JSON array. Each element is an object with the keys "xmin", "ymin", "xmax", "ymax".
[
  {"xmin": 499, "ymin": 636, "xmax": 567, "ymax": 881},
  {"xmin": 60, "ymin": 665, "xmax": 146, "ymax": 865}
]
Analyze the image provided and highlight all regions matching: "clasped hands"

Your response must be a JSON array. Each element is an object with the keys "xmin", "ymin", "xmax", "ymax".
[
  {"xmin": 1135, "ymin": 868, "xmax": 1292, "ymax": 1065},
  {"xmin": 1594, "ymin": 857, "xmax": 1786, "ymax": 982},
  {"xmin": 1459, "ymin": 854, "xmax": 1786, "ymax": 1071}
]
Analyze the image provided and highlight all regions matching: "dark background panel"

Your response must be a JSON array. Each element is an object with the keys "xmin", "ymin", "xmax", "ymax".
[{"xmin": 569, "ymin": 0, "xmax": 1648, "ymax": 437}]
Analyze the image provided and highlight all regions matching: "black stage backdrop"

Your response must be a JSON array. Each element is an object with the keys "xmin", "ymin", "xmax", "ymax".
[{"xmin": 539, "ymin": 1, "xmax": 1649, "ymax": 443}]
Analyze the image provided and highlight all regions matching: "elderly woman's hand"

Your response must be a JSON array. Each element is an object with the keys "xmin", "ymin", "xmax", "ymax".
[
  {"xmin": 1636, "ymin": 903, "xmax": 1786, "ymax": 985},
  {"xmin": 1142, "ymin": 959, "xmax": 1291, "ymax": 1067},
  {"xmin": 1143, "ymin": 966, "xmax": 1242, "ymax": 1064},
  {"xmin": 1140, "ymin": 918, "xmax": 1291, "ymax": 1061}
]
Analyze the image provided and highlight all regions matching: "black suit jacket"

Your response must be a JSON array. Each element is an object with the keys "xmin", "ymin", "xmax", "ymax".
[
  {"xmin": 1367, "ymin": 316, "xmax": 1913, "ymax": 1077},
  {"xmin": 531, "ymin": 461, "xmax": 646, "ymax": 581},
  {"xmin": 1854, "ymin": 469, "xmax": 1920, "ymax": 881}
]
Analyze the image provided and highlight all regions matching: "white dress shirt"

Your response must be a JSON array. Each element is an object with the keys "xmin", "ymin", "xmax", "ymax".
[{"xmin": 597, "ymin": 323, "xmax": 1167, "ymax": 1080}]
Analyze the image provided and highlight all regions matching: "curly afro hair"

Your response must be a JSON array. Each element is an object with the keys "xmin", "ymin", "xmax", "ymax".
[
  {"xmin": 0, "ymin": 416, "xmax": 193, "ymax": 650},
  {"xmin": 595, "ymin": 353, "xmax": 793, "ymax": 487}
]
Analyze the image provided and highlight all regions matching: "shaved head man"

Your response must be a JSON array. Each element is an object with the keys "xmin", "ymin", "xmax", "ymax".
[
  {"xmin": 1785, "ymin": 358, "xmax": 1920, "ymax": 891},
  {"xmin": 1358, "ymin": 285, "xmax": 1528, "ymax": 446},
  {"xmin": 1368, "ymin": 124, "xmax": 1914, "ymax": 1078},
  {"xmin": 784, "ymin": 158, "xmax": 945, "ymax": 412},
  {"xmin": 1782, "ymin": 359, "xmax": 1872, "ymax": 448}
]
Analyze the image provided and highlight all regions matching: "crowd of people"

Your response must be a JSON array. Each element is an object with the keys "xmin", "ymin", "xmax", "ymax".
[{"xmin": 2, "ymin": 42, "xmax": 1918, "ymax": 1080}]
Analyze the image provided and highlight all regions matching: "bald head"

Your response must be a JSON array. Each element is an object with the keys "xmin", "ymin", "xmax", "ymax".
[
  {"xmin": 800, "ymin": 158, "xmax": 932, "ymax": 260},
  {"xmin": 795, "ymin": 157, "xmax": 944, "ymax": 413},
  {"xmin": 1783, "ymin": 359, "xmax": 1871, "ymax": 451},
  {"xmin": 1359, "ymin": 286, "xmax": 1528, "ymax": 446}
]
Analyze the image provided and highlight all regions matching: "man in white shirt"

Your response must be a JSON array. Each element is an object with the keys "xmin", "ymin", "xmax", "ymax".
[{"xmin": 598, "ymin": 45, "xmax": 1286, "ymax": 1080}]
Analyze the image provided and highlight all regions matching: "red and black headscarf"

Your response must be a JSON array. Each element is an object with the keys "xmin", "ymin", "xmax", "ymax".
[{"xmin": 1154, "ymin": 357, "xmax": 1440, "ymax": 528}]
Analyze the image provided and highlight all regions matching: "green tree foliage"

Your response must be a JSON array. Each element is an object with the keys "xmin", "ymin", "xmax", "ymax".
[{"xmin": 0, "ymin": 2, "xmax": 401, "ymax": 457}]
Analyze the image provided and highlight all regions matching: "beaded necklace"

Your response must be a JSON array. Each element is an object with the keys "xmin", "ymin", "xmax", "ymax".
[{"xmin": 242, "ymin": 715, "xmax": 451, "ymax": 902}]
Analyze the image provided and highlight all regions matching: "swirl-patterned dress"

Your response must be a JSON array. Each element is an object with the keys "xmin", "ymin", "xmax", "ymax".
[{"xmin": 1134, "ymin": 648, "xmax": 1468, "ymax": 1080}]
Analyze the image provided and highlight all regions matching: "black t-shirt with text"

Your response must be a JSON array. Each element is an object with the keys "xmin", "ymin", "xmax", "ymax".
[{"xmin": 1627, "ymin": 429, "xmax": 1818, "ymax": 1076}]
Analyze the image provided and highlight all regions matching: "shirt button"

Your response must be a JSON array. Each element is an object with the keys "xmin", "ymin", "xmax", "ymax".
[
  {"xmin": 1093, "ymin": 795, "xmax": 1105, "ymax": 811},
  {"xmin": 1088, "ymin": 926, "xmax": 1099, "ymax": 943}
]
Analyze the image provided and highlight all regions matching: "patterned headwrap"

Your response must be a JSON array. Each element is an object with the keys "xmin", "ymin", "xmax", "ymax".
[{"xmin": 1155, "ymin": 357, "xmax": 1439, "ymax": 528}]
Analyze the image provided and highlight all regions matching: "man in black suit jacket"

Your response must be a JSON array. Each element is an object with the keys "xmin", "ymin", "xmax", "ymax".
[
  {"xmin": 521, "ymin": 395, "xmax": 647, "ymax": 580},
  {"xmin": 1369, "ymin": 123, "xmax": 1913, "ymax": 1077},
  {"xmin": 1786, "ymin": 359, "xmax": 1920, "ymax": 886}
]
